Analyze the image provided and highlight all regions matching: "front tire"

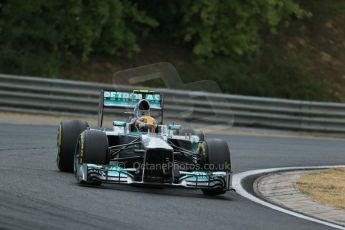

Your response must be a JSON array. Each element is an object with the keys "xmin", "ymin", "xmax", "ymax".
[
  {"xmin": 202, "ymin": 188, "xmax": 227, "ymax": 196},
  {"xmin": 57, "ymin": 120, "xmax": 89, "ymax": 172},
  {"xmin": 78, "ymin": 129, "xmax": 109, "ymax": 165},
  {"xmin": 75, "ymin": 130, "xmax": 109, "ymax": 185},
  {"xmin": 203, "ymin": 138, "xmax": 231, "ymax": 172},
  {"xmin": 201, "ymin": 138, "xmax": 231, "ymax": 196}
]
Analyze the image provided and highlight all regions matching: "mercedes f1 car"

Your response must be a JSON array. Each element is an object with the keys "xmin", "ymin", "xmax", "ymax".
[{"xmin": 56, "ymin": 89, "xmax": 232, "ymax": 195}]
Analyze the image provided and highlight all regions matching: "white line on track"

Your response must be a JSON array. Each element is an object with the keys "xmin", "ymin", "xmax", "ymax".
[{"xmin": 232, "ymin": 165, "xmax": 345, "ymax": 230}]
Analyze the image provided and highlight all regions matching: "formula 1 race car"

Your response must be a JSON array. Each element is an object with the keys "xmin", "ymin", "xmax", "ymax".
[{"xmin": 56, "ymin": 89, "xmax": 232, "ymax": 195}]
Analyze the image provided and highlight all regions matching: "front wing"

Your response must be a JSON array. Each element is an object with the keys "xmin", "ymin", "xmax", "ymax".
[{"xmin": 75, "ymin": 163, "xmax": 231, "ymax": 190}]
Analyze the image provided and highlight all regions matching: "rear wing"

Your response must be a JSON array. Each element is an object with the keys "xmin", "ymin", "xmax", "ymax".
[{"xmin": 98, "ymin": 89, "xmax": 164, "ymax": 127}]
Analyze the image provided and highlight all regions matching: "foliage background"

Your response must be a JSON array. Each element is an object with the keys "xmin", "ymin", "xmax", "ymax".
[{"xmin": 0, "ymin": 0, "xmax": 343, "ymax": 101}]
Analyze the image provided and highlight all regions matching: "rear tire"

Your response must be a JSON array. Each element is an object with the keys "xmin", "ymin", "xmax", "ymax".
[
  {"xmin": 201, "ymin": 139, "xmax": 231, "ymax": 196},
  {"xmin": 57, "ymin": 120, "xmax": 89, "ymax": 172}
]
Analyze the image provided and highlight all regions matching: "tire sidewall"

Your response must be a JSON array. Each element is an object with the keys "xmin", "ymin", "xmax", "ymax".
[{"xmin": 57, "ymin": 120, "xmax": 89, "ymax": 172}]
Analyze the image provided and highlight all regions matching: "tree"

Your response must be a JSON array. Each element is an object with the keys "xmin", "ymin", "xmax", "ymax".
[
  {"xmin": 144, "ymin": 0, "xmax": 310, "ymax": 58},
  {"xmin": 0, "ymin": 0, "xmax": 157, "ymax": 75}
]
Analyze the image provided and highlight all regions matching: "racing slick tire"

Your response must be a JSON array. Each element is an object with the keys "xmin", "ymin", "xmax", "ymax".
[
  {"xmin": 178, "ymin": 128, "xmax": 205, "ymax": 141},
  {"xmin": 202, "ymin": 188, "xmax": 227, "ymax": 196},
  {"xmin": 78, "ymin": 129, "xmax": 109, "ymax": 165},
  {"xmin": 57, "ymin": 120, "xmax": 89, "ymax": 173},
  {"xmin": 201, "ymin": 138, "xmax": 231, "ymax": 196},
  {"xmin": 76, "ymin": 130, "xmax": 109, "ymax": 185}
]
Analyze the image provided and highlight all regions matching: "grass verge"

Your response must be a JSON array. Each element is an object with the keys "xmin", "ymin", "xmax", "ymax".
[{"xmin": 297, "ymin": 168, "xmax": 345, "ymax": 210}]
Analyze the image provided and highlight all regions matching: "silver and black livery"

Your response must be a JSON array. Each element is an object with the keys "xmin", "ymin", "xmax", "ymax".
[{"xmin": 57, "ymin": 89, "xmax": 232, "ymax": 195}]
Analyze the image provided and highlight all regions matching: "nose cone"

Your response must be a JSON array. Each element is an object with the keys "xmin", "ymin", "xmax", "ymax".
[{"xmin": 141, "ymin": 135, "xmax": 173, "ymax": 150}]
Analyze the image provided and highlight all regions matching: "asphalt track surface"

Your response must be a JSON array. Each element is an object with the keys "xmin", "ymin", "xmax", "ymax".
[{"xmin": 0, "ymin": 123, "xmax": 344, "ymax": 230}]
